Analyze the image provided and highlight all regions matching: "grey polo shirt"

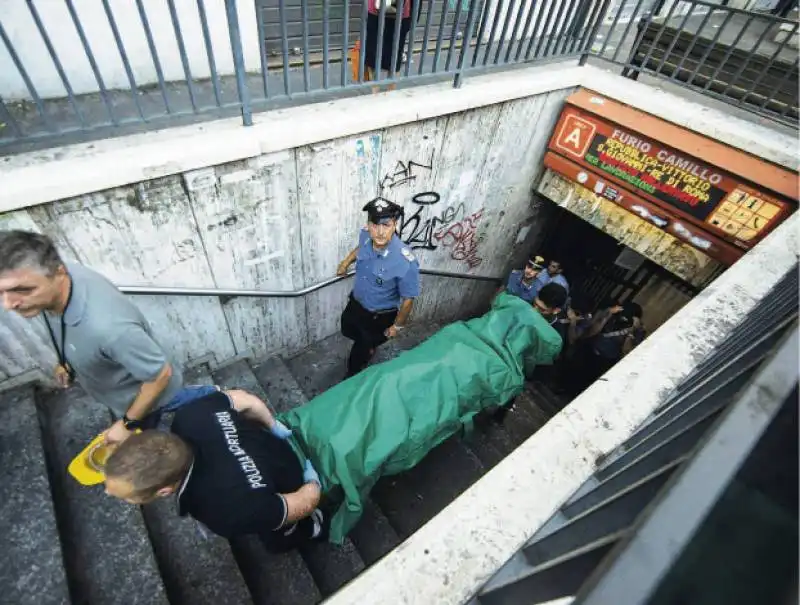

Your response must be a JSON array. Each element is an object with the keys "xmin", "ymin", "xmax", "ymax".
[{"xmin": 43, "ymin": 264, "xmax": 183, "ymax": 418}]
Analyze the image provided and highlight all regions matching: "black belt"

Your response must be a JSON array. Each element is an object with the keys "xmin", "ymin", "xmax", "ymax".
[{"xmin": 351, "ymin": 294, "xmax": 397, "ymax": 315}]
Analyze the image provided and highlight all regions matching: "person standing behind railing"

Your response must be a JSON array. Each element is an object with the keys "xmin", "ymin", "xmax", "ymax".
[
  {"xmin": 363, "ymin": 0, "xmax": 414, "ymax": 82},
  {"xmin": 0, "ymin": 230, "xmax": 216, "ymax": 444}
]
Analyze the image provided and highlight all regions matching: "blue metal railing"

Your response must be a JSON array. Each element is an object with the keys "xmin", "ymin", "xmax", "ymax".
[
  {"xmin": 599, "ymin": 0, "xmax": 799, "ymax": 122},
  {"xmin": 0, "ymin": 0, "xmax": 797, "ymax": 153}
]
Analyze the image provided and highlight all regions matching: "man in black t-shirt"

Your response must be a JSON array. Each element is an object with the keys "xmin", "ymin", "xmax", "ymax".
[
  {"xmin": 104, "ymin": 390, "xmax": 324, "ymax": 552},
  {"xmin": 572, "ymin": 301, "xmax": 646, "ymax": 395}
]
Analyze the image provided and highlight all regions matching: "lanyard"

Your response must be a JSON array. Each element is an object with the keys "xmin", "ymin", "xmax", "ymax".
[{"xmin": 42, "ymin": 277, "xmax": 74, "ymax": 375}]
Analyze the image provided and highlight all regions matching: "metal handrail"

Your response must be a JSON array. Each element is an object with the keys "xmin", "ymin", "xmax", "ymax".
[{"xmin": 118, "ymin": 268, "xmax": 502, "ymax": 298}]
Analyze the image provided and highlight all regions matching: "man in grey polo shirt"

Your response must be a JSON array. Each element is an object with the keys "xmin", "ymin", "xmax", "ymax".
[{"xmin": 0, "ymin": 230, "xmax": 214, "ymax": 444}]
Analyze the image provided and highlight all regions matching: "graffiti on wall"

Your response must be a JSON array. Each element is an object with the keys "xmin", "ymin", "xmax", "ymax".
[
  {"xmin": 367, "ymin": 149, "xmax": 486, "ymax": 267},
  {"xmin": 433, "ymin": 208, "xmax": 485, "ymax": 269},
  {"xmin": 401, "ymin": 193, "xmax": 457, "ymax": 250},
  {"xmin": 378, "ymin": 152, "xmax": 435, "ymax": 193}
]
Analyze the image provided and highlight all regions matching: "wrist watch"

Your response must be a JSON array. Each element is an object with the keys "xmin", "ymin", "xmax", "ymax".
[
  {"xmin": 393, "ymin": 324, "xmax": 405, "ymax": 331},
  {"xmin": 122, "ymin": 414, "xmax": 144, "ymax": 430}
]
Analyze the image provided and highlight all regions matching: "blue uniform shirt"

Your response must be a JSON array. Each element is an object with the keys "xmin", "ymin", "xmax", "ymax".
[
  {"xmin": 505, "ymin": 270, "xmax": 537, "ymax": 303},
  {"xmin": 532, "ymin": 270, "xmax": 569, "ymax": 296},
  {"xmin": 353, "ymin": 229, "xmax": 420, "ymax": 312}
]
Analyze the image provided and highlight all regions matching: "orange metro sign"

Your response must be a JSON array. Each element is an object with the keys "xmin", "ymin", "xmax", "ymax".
[
  {"xmin": 543, "ymin": 89, "xmax": 797, "ymax": 266},
  {"xmin": 554, "ymin": 114, "xmax": 596, "ymax": 160}
]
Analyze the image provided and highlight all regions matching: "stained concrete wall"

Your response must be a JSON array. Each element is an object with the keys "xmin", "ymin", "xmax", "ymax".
[{"xmin": 0, "ymin": 87, "xmax": 570, "ymax": 388}]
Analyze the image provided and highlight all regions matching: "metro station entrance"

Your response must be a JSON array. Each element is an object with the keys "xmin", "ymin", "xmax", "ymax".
[
  {"xmin": 525, "ymin": 87, "xmax": 797, "ymax": 399},
  {"xmin": 536, "ymin": 203, "xmax": 714, "ymax": 335}
]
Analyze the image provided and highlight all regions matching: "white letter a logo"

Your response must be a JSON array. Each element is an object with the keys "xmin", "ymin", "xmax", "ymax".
[
  {"xmin": 555, "ymin": 113, "xmax": 595, "ymax": 159},
  {"xmin": 563, "ymin": 127, "xmax": 583, "ymax": 149}
]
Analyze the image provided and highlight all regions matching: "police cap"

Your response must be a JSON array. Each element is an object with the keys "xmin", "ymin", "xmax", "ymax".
[
  {"xmin": 363, "ymin": 198, "xmax": 403, "ymax": 224},
  {"xmin": 527, "ymin": 255, "xmax": 545, "ymax": 270}
]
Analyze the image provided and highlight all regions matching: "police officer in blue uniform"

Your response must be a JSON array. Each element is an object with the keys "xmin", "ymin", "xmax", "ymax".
[
  {"xmin": 502, "ymin": 255, "xmax": 545, "ymax": 303},
  {"xmin": 337, "ymin": 198, "xmax": 421, "ymax": 377}
]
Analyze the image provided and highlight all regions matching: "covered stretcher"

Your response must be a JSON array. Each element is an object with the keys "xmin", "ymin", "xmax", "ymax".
[{"xmin": 280, "ymin": 293, "xmax": 563, "ymax": 543}]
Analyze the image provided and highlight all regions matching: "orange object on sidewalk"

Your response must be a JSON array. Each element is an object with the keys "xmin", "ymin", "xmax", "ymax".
[{"xmin": 349, "ymin": 40, "xmax": 361, "ymax": 83}]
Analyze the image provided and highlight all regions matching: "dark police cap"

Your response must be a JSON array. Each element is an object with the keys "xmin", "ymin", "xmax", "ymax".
[
  {"xmin": 363, "ymin": 198, "xmax": 403, "ymax": 224},
  {"xmin": 527, "ymin": 255, "xmax": 545, "ymax": 270}
]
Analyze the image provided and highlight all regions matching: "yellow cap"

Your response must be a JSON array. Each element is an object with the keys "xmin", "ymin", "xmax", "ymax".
[{"xmin": 68, "ymin": 433, "xmax": 114, "ymax": 486}]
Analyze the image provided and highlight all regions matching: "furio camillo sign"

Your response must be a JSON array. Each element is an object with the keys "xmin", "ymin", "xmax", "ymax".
[{"xmin": 543, "ymin": 89, "xmax": 796, "ymax": 266}]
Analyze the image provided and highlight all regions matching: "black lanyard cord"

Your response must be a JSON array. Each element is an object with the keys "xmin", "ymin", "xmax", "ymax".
[{"xmin": 42, "ymin": 276, "xmax": 73, "ymax": 370}]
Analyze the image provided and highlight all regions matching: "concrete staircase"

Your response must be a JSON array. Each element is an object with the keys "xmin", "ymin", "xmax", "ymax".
[{"xmin": 0, "ymin": 322, "xmax": 567, "ymax": 605}]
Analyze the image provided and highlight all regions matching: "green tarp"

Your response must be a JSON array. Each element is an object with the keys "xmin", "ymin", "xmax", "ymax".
[{"xmin": 280, "ymin": 293, "xmax": 563, "ymax": 543}]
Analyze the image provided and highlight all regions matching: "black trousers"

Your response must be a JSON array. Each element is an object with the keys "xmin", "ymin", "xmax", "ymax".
[
  {"xmin": 340, "ymin": 294, "xmax": 398, "ymax": 376},
  {"xmin": 365, "ymin": 13, "xmax": 412, "ymax": 72},
  {"xmin": 259, "ymin": 516, "xmax": 315, "ymax": 553}
]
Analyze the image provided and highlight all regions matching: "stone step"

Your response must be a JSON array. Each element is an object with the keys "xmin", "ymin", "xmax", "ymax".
[
  {"xmin": 213, "ymin": 359, "xmax": 270, "ymax": 404},
  {"xmin": 285, "ymin": 333, "xmax": 352, "ymax": 400},
  {"xmin": 246, "ymin": 356, "xmax": 372, "ymax": 596},
  {"xmin": 286, "ymin": 323, "xmax": 443, "ymax": 401},
  {"xmin": 462, "ymin": 417, "xmax": 516, "ymax": 469},
  {"xmin": 346, "ymin": 499, "xmax": 404, "ymax": 567},
  {"xmin": 297, "ymin": 539, "xmax": 365, "ymax": 596},
  {"xmin": 35, "ymin": 387, "xmax": 169, "ymax": 605},
  {"xmin": 249, "ymin": 356, "xmax": 309, "ymax": 414},
  {"xmin": 523, "ymin": 395, "xmax": 557, "ymax": 428},
  {"xmin": 485, "ymin": 389, "xmax": 552, "ymax": 452},
  {"xmin": 0, "ymin": 387, "xmax": 70, "ymax": 605},
  {"xmin": 140, "ymin": 499, "xmax": 254, "ymax": 605},
  {"xmin": 184, "ymin": 363, "xmax": 216, "ymax": 386},
  {"xmin": 228, "ymin": 535, "xmax": 322, "ymax": 605},
  {"xmin": 526, "ymin": 380, "xmax": 568, "ymax": 418},
  {"xmin": 204, "ymin": 362, "xmax": 322, "ymax": 605},
  {"xmin": 464, "ymin": 378, "xmax": 561, "ymax": 469},
  {"xmin": 371, "ymin": 437, "xmax": 487, "ymax": 539}
]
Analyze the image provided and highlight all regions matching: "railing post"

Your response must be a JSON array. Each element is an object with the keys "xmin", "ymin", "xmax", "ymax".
[
  {"xmin": 454, "ymin": 0, "xmax": 482, "ymax": 89},
  {"xmin": 581, "ymin": 0, "xmax": 614, "ymax": 65},
  {"xmin": 225, "ymin": 0, "xmax": 253, "ymax": 126}
]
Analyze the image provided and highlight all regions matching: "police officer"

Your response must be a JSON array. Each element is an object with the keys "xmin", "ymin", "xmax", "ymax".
[
  {"xmin": 337, "ymin": 198, "xmax": 421, "ymax": 377},
  {"xmin": 104, "ymin": 389, "xmax": 325, "ymax": 553},
  {"xmin": 502, "ymin": 255, "xmax": 545, "ymax": 303}
]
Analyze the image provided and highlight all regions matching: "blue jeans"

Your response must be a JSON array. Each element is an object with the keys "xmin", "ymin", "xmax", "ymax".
[
  {"xmin": 141, "ymin": 384, "xmax": 219, "ymax": 428},
  {"xmin": 162, "ymin": 385, "xmax": 220, "ymax": 412}
]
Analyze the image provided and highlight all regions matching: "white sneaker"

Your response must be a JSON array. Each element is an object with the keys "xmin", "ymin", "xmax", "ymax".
[{"xmin": 311, "ymin": 508, "xmax": 325, "ymax": 539}]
